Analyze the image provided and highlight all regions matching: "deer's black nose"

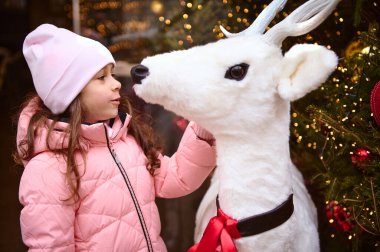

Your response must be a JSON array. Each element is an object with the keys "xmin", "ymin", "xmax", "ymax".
[{"xmin": 130, "ymin": 64, "xmax": 149, "ymax": 84}]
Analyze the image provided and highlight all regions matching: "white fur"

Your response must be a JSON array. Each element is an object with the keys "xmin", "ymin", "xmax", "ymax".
[
  {"xmin": 133, "ymin": 11, "xmax": 338, "ymax": 252},
  {"xmin": 278, "ymin": 44, "xmax": 338, "ymax": 101}
]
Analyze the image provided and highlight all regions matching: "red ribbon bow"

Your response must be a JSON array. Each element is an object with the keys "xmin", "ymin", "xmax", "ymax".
[{"xmin": 188, "ymin": 208, "xmax": 241, "ymax": 252}]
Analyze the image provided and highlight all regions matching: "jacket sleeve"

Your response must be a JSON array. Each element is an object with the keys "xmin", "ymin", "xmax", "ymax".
[
  {"xmin": 19, "ymin": 156, "xmax": 76, "ymax": 252},
  {"xmin": 154, "ymin": 121, "xmax": 217, "ymax": 198}
]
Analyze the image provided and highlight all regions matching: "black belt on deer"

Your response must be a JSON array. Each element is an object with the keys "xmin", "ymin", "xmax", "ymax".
[{"xmin": 216, "ymin": 194, "xmax": 294, "ymax": 237}]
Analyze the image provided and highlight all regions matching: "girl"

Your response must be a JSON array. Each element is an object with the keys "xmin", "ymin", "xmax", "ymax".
[{"xmin": 15, "ymin": 24, "xmax": 216, "ymax": 252}]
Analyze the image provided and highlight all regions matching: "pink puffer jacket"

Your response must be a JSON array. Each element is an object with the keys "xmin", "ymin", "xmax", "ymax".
[{"xmin": 17, "ymin": 100, "xmax": 216, "ymax": 252}]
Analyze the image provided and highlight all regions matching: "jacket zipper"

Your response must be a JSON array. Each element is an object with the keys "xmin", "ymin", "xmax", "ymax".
[{"xmin": 104, "ymin": 126, "xmax": 154, "ymax": 252}]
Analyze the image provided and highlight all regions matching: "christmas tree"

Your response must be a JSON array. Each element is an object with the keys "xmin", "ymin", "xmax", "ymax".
[{"xmin": 290, "ymin": 22, "xmax": 380, "ymax": 252}]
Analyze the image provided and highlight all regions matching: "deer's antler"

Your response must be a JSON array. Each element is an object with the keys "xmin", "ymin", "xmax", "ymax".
[
  {"xmin": 264, "ymin": 0, "xmax": 341, "ymax": 46},
  {"xmin": 220, "ymin": 0, "xmax": 288, "ymax": 38}
]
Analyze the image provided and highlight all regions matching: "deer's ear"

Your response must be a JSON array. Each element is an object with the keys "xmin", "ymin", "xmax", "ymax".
[{"xmin": 277, "ymin": 44, "xmax": 338, "ymax": 101}]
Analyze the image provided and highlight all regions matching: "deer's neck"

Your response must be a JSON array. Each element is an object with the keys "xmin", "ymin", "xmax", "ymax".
[{"xmin": 215, "ymin": 113, "xmax": 293, "ymax": 219}]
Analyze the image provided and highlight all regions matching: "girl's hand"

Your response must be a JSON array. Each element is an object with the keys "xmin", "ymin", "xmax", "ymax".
[{"xmin": 191, "ymin": 123, "xmax": 215, "ymax": 146}]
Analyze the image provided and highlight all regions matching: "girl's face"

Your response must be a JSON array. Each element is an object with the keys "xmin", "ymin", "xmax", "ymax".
[{"xmin": 80, "ymin": 63, "xmax": 121, "ymax": 123}]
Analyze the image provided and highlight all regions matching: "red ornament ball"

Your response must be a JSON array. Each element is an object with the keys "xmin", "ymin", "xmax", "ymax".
[
  {"xmin": 325, "ymin": 201, "xmax": 353, "ymax": 232},
  {"xmin": 351, "ymin": 148, "xmax": 369, "ymax": 164},
  {"xmin": 370, "ymin": 80, "xmax": 380, "ymax": 127},
  {"xmin": 173, "ymin": 116, "xmax": 189, "ymax": 132},
  {"xmin": 351, "ymin": 148, "xmax": 371, "ymax": 172}
]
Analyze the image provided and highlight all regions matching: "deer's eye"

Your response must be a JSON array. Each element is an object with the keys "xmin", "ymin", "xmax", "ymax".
[{"xmin": 225, "ymin": 63, "xmax": 249, "ymax": 81}]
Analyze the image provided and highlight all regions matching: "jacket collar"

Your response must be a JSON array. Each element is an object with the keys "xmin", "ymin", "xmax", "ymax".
[
  {"xmin": 73, "ymin": 111, "xmax": 130, "ymax": 144},
  {"xmin": 48, "ymin": 112, "xmax": 131, "ymax": 149},
  {"xmin": 17, "ymin": 98, "xmax": 131, "ymax": 165}
]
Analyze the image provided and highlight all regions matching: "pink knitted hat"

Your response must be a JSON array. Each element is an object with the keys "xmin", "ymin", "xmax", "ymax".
[{"xmin": 23, "ymin": 24, "xmax": 115, "ymax": 114}]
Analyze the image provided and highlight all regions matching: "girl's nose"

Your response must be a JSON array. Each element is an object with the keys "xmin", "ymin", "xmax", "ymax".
[
  {"xmin": 112, "ymin": 78, "xmax": 121, "ymax": 90},
  {"xmin": 130, "ymin": 64, "xmax": 149, "ymax": 84}
]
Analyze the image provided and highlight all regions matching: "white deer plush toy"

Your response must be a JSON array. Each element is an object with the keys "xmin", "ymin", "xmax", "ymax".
[{"xmin": 131, "ymin": 0, "xmax": 341, "ymax": 251}]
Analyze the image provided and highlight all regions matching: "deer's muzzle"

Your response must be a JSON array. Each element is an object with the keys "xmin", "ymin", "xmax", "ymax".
[{"xmin": 131, "ymin": 64, "xmax": 149, "ymax": 84}]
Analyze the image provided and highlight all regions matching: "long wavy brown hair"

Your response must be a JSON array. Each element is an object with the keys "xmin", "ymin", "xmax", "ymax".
[{"xmin": 14, "ymin": 93, "xmax": 161, "ymax": 202}]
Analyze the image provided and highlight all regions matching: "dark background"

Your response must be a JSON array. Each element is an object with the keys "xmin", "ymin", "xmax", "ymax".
[{"xmin": 0, "ymin": 1, "xmax": 65, "ymax": 251}]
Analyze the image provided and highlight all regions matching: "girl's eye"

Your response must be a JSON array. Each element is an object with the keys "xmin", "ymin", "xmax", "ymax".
[{"xmin": 98, "ymin": 75, "xmax": 105, "ymax": 80}]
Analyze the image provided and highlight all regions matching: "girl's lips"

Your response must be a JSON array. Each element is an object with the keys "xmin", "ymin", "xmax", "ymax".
[{"xmin": 110, "ymin": 98, "xmax": 120, "ymax": 105}]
